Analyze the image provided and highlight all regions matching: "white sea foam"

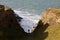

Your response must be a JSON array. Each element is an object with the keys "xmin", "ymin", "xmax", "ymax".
[{"xmin": 14, "ymin": 10, "xmax": 41, "ymax": 33}]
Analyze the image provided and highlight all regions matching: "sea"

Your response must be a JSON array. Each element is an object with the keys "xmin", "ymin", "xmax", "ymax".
[{"xmin": 0, "ymin": 0, "xmax": 60, "ymax": 15}]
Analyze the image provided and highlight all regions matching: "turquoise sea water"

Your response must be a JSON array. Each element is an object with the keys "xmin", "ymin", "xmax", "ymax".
[{"xmin": 0, "ymin": 0, "xmax": 60, "ymax": 14}]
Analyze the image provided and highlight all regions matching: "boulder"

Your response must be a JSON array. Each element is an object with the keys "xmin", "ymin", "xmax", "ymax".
[{"xmin": 41, "ymin": 8, "xmax": 60, "ymax": 25}]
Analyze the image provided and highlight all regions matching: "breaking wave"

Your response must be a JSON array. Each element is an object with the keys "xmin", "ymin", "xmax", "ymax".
[{"xmin": 14, "ymin": 10, "xmax": 41, "ymax": 33}]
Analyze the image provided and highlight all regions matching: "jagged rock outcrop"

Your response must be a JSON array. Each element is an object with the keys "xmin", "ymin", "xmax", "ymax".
[
  {"xmin": 0, "ymin": 5, "xmax": 20, "ymax": 27},
  {"xmin": 0, "ymin": 5, "xmax": 24, "ymax": 39},
  {"xmin": 41, "ymin": 8, "xmax": 60, "ymax": 25},
  {"xmin": 41, "ymin": 8, "xmax": 60, "ymax": 40}
]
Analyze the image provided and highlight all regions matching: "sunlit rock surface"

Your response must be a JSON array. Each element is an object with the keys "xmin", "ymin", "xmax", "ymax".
[
  {"xmin": 41, "ymin": 8, "xmax": 60, "ymax": 25},
  {"xmin": 41, "ymin": 8, "xmax": 60, "ymax": 40}
]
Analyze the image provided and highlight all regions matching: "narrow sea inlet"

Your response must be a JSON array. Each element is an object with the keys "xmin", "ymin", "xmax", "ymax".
[
  {"xmin": 14, "ymin": 10, "xmax": 41, "ymax": 33},
  {"xmin": 0, "ymin": 0, "xmax": 60, "ymax": 40}
]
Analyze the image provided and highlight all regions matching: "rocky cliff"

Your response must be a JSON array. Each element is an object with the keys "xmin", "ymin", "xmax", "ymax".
[
  {"xmin": 41, "ymin": 8, "xmax": 60, "ymax": 25},
  {"xmin": 0, "ymin": 5, "xmax": 24, "ymax": 40},
  {"xmin": 41, "ymin": 8, "xmax": 60, "ymax": 40},
  {"xmin": 0, "ymin": 4, "xmax": 60, "ymax": 40},
  {"xmin": 0, "ymin": 5, "xmax": 20, "ymax": 27}
]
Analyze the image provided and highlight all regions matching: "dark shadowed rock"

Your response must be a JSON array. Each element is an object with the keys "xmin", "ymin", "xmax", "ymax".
[{"xmin": 0, "ymin": 5, "xmax": 24, "ymax": 40}]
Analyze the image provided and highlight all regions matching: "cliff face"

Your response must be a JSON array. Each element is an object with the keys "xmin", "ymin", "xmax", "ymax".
[
  {"xmin": 41, "ymin": 8, "xmax": 60, "ymax": 40},
  {"xmin": 0, "ymin": 5, "xmax": 20, "ymax": 27},
  {"xmin": 0, "ymin": 5, "xmax": 24, "ymax": 39},
  {"xmin": 0, "ymin": 4, "xmax": 60, "ymax": 40},
  {"xmin": 41, "ymin": 8, "xmax": 60, "ymax": 25}
]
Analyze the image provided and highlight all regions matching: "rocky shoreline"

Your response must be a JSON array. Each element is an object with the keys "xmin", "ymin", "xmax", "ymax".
[{"xmin": 0, "ymin": 5, "xmax": 60, "ymax": 40}]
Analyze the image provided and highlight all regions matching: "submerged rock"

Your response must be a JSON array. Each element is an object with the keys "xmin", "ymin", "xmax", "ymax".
[{"xmin": 41, "ymin": 8, "xmax": 60, "ymax": 25}]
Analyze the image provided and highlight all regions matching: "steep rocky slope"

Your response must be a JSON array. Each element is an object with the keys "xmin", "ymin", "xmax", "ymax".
[
  {"xmin": 0, "ymin": 5, "xmax": 24, "ymax": 40},
  {"xmin": 41, "ymin": 8, "xmax": 60, "ymax": 25},
  {"xmin": 41, "ymin": 8, "xmax": 60, "ymax": 40}
]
